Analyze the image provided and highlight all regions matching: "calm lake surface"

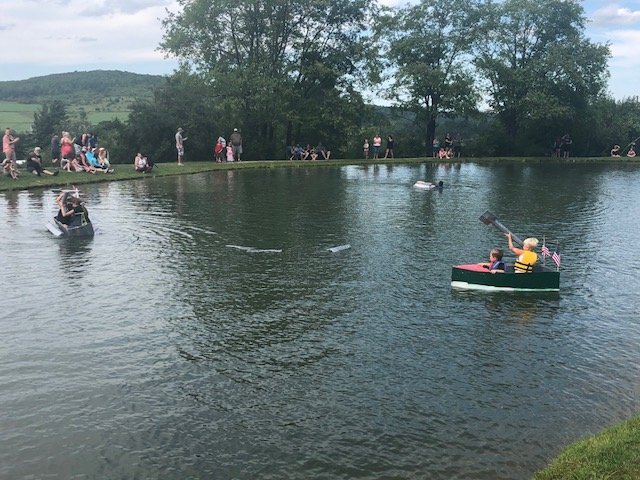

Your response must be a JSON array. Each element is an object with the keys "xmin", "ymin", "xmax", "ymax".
[{"xmin": 1, "ymin": 162, "xmax": 639, "ymax": 479}]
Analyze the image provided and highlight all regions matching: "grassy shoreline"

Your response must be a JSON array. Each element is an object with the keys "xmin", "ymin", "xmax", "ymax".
[
  {"xmin": 534, "ymin": 415, "xmax": 640, "ymax": 479},
  {"xmin": 2, "ymin": 156, "xmax": 638, "ymax": 193}
]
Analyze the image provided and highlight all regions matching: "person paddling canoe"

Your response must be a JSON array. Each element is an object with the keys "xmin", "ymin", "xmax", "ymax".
[{"xmin": 507, "ymin": 233, "xmax": 538, "ymax": 273}]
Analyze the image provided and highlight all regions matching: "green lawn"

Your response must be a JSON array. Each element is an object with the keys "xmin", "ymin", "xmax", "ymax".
[
  {"xmin": 0, "ymin": 100, "xmax": 132, "ymax": 133},
  {"xmin": 535, "ymin": 416, "xmax": 640, "ymax": 480},
  {"xmin": 0, "ymin": 100, "xmax": 41, "ymax": 132}
]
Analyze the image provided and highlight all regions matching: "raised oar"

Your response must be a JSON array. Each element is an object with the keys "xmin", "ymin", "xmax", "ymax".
[{"xmin": 479, "ymin": 211, "xmax": 524, "ymax": 246}]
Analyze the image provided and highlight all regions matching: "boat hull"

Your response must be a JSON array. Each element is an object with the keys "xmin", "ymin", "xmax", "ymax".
[
  {"xmin": 46, "ymin": 218, "xmax": 95, "ymax": 237},
  {"xmin": 451, "ymin": 264, "xmax": 560, "ymax": 292}
]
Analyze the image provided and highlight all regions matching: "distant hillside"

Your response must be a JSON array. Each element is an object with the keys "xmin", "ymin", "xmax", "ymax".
[{"xmin": 0, "ymin": 70, "xmax": 164, "ymax": 103}]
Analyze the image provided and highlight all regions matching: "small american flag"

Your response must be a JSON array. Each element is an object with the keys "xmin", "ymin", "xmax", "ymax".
[
  {"xmin": 541, "ymin": 244, "xmax": 550, "ymax": 257},
  {"xmin": 552, "ymin": 250, "xmax": 561, "ymax": 268}
]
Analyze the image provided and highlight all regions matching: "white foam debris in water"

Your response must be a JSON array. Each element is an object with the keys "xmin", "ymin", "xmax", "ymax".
[
  {"xmin": 162, "ymin": 227, "xmax": 194, "ymax": 239},
  {"xmin": 328, "ymin": 244, "xmax": 351, "ymax": 253},
  {"xmin": 226, "ymin": 245, "xmax": 282, "ymax": 253},
  {"xmin": 186, "ymin": 226, "xmax": 218, "ymax": 235}
]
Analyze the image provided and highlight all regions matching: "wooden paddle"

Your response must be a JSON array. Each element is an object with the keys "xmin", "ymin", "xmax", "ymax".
[{"xmin": 479, "ymin": 211, "xmax": 524, "ymax": 246}]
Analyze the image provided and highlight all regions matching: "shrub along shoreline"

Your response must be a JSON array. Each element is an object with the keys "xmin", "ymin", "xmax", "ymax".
[{"xmin": 1, "ymin": 156, "xmax": 638, "ymax": 193}]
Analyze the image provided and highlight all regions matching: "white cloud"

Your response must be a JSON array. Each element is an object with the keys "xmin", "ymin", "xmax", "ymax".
[
  {"xmin": 0, "ymin": 0, "xmax": 637, "ymax": 100},
  {"xmin": 591, "ymin": 5, "xmax": 640, "ymax": 25},
  {"xmin": 608, "ymin": 29, "xmax": 640, "ymax": 61},
  {"xmin": 78, "ymin": 0, "xmax": 174, "ymax": 16},
  {"xmin": 0, "ymin": 1, "xmax": 178, "ymax": 73}
]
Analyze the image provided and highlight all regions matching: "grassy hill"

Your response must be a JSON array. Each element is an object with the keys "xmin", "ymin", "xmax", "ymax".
[{"xmin": 0, "ymin": 70, "xmax": 164, "ymax": 132}]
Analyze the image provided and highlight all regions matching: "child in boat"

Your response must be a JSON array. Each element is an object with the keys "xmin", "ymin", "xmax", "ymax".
[
  {"xmin": 507, "ymin": 233, "xmax": 538, "ymax": 273},
  {"xmin": 479, "ymin": 248, "xmax": 505, "ymax": 273}
]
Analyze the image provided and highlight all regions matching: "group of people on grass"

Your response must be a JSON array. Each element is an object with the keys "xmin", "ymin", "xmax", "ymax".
[
  {"xmin": 363, "ymin": 135, "xmax": 395, "ymax": 160},
  {"xmin": 610, "ymin": 143, "xmax": 636, "ymax": 158},
  {"xmin": 54, "ymin": 131, "xmax": 114, "ymax": 174},
  {"xmin": 288, "ymin": 142, "xmax": 331, "ymax": 161},
  {"xmin": 432, "ymin": 133, "xmax": 463, "ymax": 159},
  {"xmin": 552, "ymin": 134, "xmax": 573, "ymax": 158}
]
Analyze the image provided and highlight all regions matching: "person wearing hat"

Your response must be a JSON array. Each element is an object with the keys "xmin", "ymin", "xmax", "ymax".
[
  {"xmin": 27, "ymin": 147, "xmax": 58, "ymax": 176},
  {"xmin": 229, "ymin": 128, "xmax": 242, "ymax": 161},
  {"xmin": 176, "ymin": 127, "xmax": 187, "ymax": 165}
]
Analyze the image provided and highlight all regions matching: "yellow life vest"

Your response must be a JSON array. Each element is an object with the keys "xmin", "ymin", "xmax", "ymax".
[{"xmin": 514, "ymin": 250, "xmax": 537, "ymax": 273}]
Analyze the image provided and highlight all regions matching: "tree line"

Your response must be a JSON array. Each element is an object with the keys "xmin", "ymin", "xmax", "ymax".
[{"xmin": 17, "ymin": 0, "xmax": 640, "ymax": 163}]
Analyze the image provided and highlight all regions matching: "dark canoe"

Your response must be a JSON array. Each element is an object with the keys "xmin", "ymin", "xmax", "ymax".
[
  {"xmin": 46, "ymin": 217, "xmax": 95, "ymax": 237},
  {"xmin": 451, "ymin": 264, "xmax": 560, "ymax": 292}
]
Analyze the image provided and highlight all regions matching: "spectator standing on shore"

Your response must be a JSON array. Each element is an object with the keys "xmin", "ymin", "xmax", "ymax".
[
  {"xmin": 51, "ymin": 134, "xmax": 60, "ymax": 164},
  {"xmin": 89, "ymin": 133, "xmax": 98, "ymax": 150},
  {"xmin": 3, "ymin": 127, "xmax": 20, "ymax": 171},
  {"xmin": 229, "ymin": 128, "xmax": 243, "ymax": 162},
  {"xmin": 444, "ymin": 133, "xmax": 453, "ymax": 153},
  {"xmin": 453, "ymin": 133, "xmax": 462, "ymax": 158},
  {"xmin": 384, "ymin": 135, "xmax": 394, "ymax": 159},
  {"xmin": 372, "ymin": 134, "xmax": 382, "ymax": 160},
  {"xmin": 432, "ymin": 137, "xmax": 440, "ymax": 157},
  {"xmin": 60, "ymin": 131, "xmax": 75, "ymax": 168},
  {"xmin": 561, "ymin": 133, "xmax": 572, "ymax": 158},
  {"xmin": 552, "ymin": 137, "xmax": 562, "ymax": 157},
  {"xmin": 176, "ymin": 127, "xmax": 187, "ymax": 165},
  {"xmin": 363, "ymin": 139, "xmax": 369, "ymax": 160}
]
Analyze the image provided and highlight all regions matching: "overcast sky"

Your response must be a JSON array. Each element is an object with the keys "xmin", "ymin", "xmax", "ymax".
[{"xmin": 0, "ymin": 0, "xmax": 638, "ymax": 100}]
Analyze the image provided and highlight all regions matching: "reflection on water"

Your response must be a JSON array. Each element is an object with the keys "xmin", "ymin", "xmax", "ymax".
[{"xmin": 1, "ymin": 163, "xmax": 640, "ymax": 479}]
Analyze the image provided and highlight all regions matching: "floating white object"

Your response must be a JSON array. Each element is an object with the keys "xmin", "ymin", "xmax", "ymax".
[
  {"xmin": 45, "ymin": 221, "xmax": 64, "ymax": 237},
  {"xmin": 226, "ymin": 245, "xmax": 282, "ymax": 253},
  {"xmin": 328, "ymin": 244, "xmax": 351, "ymax": 253},
  {"xmin": 413, "ymin": 180, "xmax": 436, "ymax": 190}
]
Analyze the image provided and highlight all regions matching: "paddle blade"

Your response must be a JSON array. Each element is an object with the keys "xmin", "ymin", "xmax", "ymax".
[{"xmin": 479, "ymin": 211, "xmax": 497, "ymax": 225}]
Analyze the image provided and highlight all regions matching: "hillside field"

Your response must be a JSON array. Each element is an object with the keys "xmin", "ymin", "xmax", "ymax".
[{"xmin": 0, "ymin": 100, "xmax": 132, "ymax": 133}]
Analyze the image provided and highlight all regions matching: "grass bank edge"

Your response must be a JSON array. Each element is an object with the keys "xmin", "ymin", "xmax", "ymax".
[
  {"xmin": 1, "ymin": 156, "xmax": 637, "ymax": 193},
  {"xmin": 534, "ymin": 415, "xmax": 640, "ymax": 479}
]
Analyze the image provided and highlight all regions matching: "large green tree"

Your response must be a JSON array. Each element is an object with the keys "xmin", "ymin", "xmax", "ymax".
[
  {"xmin": 374, "ymin": 0, "xmax": 482, "ymax": 155},
  {"xmin": 31, "ymin": 101, "xmax": 69, "ymax": 158},
  {"xmin": 160, "ymin": 0, "xmax": 374, "ymax": 159},
  {"xmin": 474, "ymin": 0, "xmax": 609, "ymax": 149}
]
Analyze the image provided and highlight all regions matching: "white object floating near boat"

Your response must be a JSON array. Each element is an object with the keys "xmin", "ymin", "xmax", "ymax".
[
  {"xmin": 225, "ymin": 244, "xmax": 282, "ymax": 253},
  {"xmin": 46, "ymin": 221, "xmax": 65, "ymax": 237},
  {"xmin": 328, "ymin": 244, "xmax": 351, "ymax": 253}
]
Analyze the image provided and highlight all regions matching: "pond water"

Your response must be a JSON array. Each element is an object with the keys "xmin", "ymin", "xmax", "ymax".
[{"xmin": 1, "ymin": 162, "xmax": 639, "ymax": 479}]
